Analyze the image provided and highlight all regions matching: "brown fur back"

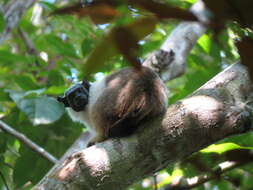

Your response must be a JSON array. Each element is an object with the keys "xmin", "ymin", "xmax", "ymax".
[{"xmin": 90, "ymin": 66, "xmax": 167, "ymax": 139}]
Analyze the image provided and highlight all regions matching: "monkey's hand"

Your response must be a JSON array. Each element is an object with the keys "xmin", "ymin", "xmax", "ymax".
[
  {"xmin": 57, "ymin": 79, "xmax": 90, "ymax": 112},
  {"xmin": 87, "ymin": 133, "xmax": 106, "ymax": 147}
]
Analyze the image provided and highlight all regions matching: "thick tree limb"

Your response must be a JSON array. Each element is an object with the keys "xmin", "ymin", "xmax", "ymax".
[
  {"xmin": 0, "ymin": 0, "xmax": 38, "ymax": 44},
  {"xmin": 33, "ymin": 63, "xmax": 253, "ymax": 190},
  {"xmin": 0, "ymin": 120, "xmax": 58, "ymax": 164}
]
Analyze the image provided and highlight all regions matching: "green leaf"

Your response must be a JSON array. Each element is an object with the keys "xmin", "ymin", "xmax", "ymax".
[
  {"xmin": 13, "ymin": 145, "xmax": 53, "ymax": 187},
  {"xmin": 44, "ymin": 86, "xmax": 67, "ymax": 95},
  {"xmin": 0, "ymin": 133, "xmax": 7, "ymax": 154},
  {"xmin": 197, "ymin": 34, "xmax": 211, "ymax": 53},
  {"xmin": 200, "ymin": 143, "xmax": 253, "ymax": 154},
  {"xmin": 0, "ymin": 13, "xmax": 5, "ymax": 33},
  {"xmin": 7, "ymin": 90, "xmax": 64, "ymax": 125},
  {"xmin": 39, "ymin": 1, "xmax": 57, "ymax": 11},
  {"xmin": 81, "ymin": 38, "xmax": 95, "ymax": 57},
  {"xmin": 0, "ymin": 89, "xmax": 10, "ymax": 101},
  {"xmin": 184, "ymin": 0, "xmax": 197, "ymax": 3},
  {"xmin": 6, "ymin": 89, "xmax": 45, "ymax": 102},
  {"xmin": 13, "ymin": 114, "xmax": 82, "ymax": 187},
  {"xmin": 6, "ymin": 90, "xmax": 26, "ymax": 103},
  {"xmin": 44, "ymin": 35, "xmax": 79, "ymax": 58},
  {"xmin": 48, "ymin": 70, "xmax": 65, "ymax": 86},
  {"xmin": 14, "ymin": 75, "xmax": 40, "ymax": 90},
  {"xmin": 0, "ymin": 50, "xmax": 28, "ymax": 64},
  {"xmin": 0, "ymin": 161, "xmax": 11, "ymax": 190},
  {"xmin": 18, "ymin": 96, "xmax": 64, "ymax": 125}
]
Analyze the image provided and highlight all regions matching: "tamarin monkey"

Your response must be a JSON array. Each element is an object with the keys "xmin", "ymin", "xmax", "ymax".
[{"xmin": 57, "ymin": 66, "xmax": 168, "ymax": 146}]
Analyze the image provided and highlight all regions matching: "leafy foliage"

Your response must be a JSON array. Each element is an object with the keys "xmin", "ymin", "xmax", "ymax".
[{"xmin": 0, "ymin": 0, "xmax": 253, "ymax": 190}]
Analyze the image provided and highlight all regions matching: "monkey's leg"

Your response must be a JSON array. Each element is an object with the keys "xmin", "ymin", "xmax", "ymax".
[{"xmin": 87, "ymin": 125, "xmax": 109, "ymax": 147}]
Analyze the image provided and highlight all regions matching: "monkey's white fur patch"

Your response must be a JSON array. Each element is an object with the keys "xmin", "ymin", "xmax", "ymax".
[
  {"xmin": 88, "ymin": 77, "xmax": 107, "ymax": 107},
  {"xmin": 67, "ymin": 77, "xmax": 106, "ymax": 135}
]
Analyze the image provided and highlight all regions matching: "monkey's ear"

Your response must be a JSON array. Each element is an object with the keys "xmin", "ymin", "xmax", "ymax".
[
  {"xmin": 57, "ymin": 96, "xmax": 70, "ymax": 107},
  {"xmin": 82, "ymin": 78, "xmax": 90, "ymax": 90}
]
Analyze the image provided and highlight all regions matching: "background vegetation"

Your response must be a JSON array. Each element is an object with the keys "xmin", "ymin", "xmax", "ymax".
[{"xmin": 0, "ymin": 0, "xmax": 253, "ymax": 189}]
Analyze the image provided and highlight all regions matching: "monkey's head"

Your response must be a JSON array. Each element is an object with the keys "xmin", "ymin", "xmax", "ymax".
[{"xmin": 57, "ymin": 79, "xmax": 90, "ymax": 112}]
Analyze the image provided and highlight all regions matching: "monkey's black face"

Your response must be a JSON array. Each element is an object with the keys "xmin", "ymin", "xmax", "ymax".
[{"xmin": 57, "ymin": 82, "xmax": 89, "ymax": 112}]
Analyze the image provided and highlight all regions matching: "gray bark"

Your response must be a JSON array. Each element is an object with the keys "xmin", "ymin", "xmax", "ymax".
[{"xmin": 143, "ymin": 0, "xmax": 207, "ymax": 82}]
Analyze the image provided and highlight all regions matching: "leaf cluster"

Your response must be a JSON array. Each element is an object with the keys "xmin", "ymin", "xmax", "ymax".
[{"xmin": 0, "ymin": 0, "xmax": 253, "ymax": 189}]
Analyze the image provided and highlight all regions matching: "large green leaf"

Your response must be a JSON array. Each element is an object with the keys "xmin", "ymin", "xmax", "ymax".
[
  {"xmin": 18, "ymin": 96, "xmax": 64, "ymax": 125},
  {"xmin": 7, "ymin": 90, "xmax": 64, "ymax": 125}
]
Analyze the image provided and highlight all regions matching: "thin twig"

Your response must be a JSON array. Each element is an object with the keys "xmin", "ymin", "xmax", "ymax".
[
  {"xmin": 0, "ymin": 120, "xmax": 58, "ymax": 164},
  {"xmin": 163, "ymin": 161, "xmax": 247, "ymax": 190},
  {"xmin": 17, "ymin": 27, "xmax": 39, "ymax": 56},
  {"xmin": 0, "ymin": 170, "xmax": 10, "ymax": 190},
  {"xmin": 17, "ymin": 27, "xmax": 59, "ymax": 83},
  {"xmin": 153, "ymin": 173, "xmax": 158, "ymax": 190}
]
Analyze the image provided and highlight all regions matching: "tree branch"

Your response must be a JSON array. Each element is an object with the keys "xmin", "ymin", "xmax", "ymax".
[
  {"xmin": 143, "ymin": 0, "xmax": 208, "ymax": 82},
  {"xmin": 163, "ymin": 160, "xmax": 250, "ymax": 190},
  {"xmin": 163, "ymin": 148, "xmax": 253, "ymax": 190},
  {"xmin": 0, "ymin": 120, "xmax": 58, "ymax": 164},
  {"xmin": 33, "ymin": 63, "xmax": 253, "ymax": 189}
]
